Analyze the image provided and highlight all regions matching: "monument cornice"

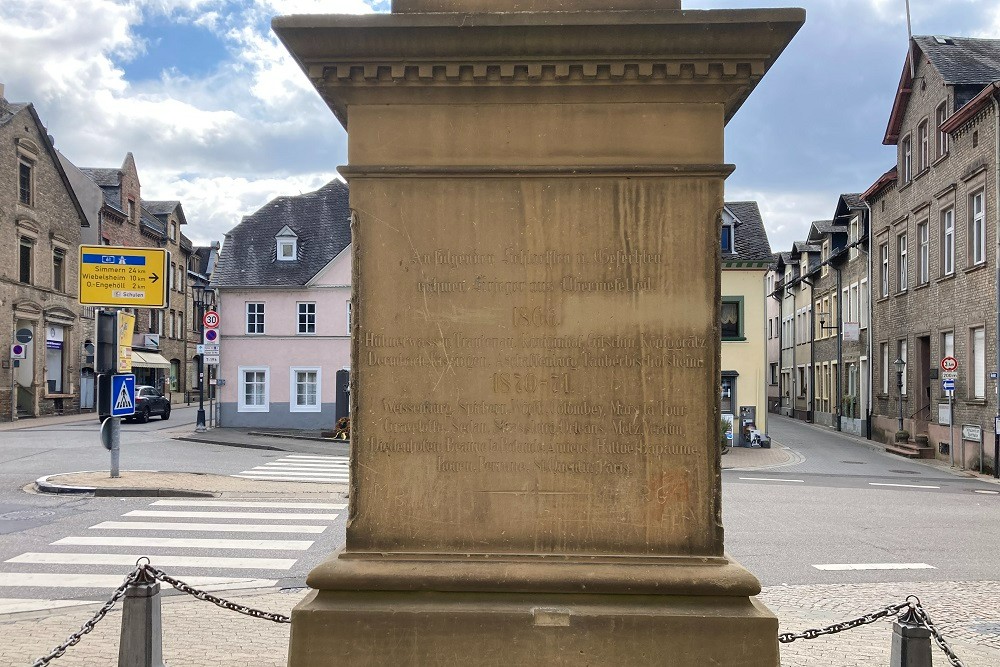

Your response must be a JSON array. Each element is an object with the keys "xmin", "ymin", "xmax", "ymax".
[
  {"xmin": 273, "ymin": 8, "xmax": 805, "ymax": 124},
  {"xmin": 338, "ymin": 163, "xmax": 737, "ymax": 178}
]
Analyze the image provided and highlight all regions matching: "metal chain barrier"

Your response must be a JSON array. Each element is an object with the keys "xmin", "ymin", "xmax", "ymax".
[
  {"xmin": 30, "ymin": 568, "xmax": 142, "ymax": 667},
  {"xmin": 778, "ymin": 600, "xmax": 909, "ymax": 643},
  {"xmin": 912, "ymin": 601, "xmax": 966, "ymax": 667},
  {"xmin": 780, "ymin": 595, "xmax": 966, "ymax": 667},
  {"xmin": 31, "ymin": 562, "xmax": 967, "ymax": 666},
  {"xmin": 141, "ymin": 563, "xmax": 290, "ymax": 624}
]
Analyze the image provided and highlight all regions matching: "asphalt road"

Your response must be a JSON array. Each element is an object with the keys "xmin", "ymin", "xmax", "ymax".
[
  {"xmin": 1, "ymin": 410, "xmax": 998, "ymax": 612},
  {"xmin": 723, "ymin": 415, "xmax": 1000, "ymax": 586},
  {"xmin": 0, "ymin": 409, "xmax": 347, "ymax": 610}
]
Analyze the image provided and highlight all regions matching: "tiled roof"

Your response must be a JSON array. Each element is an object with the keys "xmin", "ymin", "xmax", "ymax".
[
  {"xmin": 144, "ymin": 200, "xmax": 181, "ymax": 216},
  {"xmin": 914, "ymin": 36, "xmax": 1000, "ymax": 86},
  {"xmin": 79, "ymin": 167, "xmax": 121, "ymax": 187},
  {"xmin": 840, "ymin": 193, "xmax": 865, "ymax": 211},
  {"xmin": 212, "ymin": 179, "xmax": 351, "ymax": 288},
  {"xmin": 0, "ymin": 100, "xmax": 28, "ymax": 127},
  {"xmin": 724, "ymin": 201, "xmax": 772, "ymax": 262}
]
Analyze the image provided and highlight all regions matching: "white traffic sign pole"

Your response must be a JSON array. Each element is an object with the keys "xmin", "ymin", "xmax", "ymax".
[{"xmin": 950, "ymin": 391, "xmax": 955, "ymax": 468}]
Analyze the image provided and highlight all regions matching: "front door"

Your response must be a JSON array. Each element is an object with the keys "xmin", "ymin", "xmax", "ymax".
[{"xmin": 916, "ymin": 336, "xmax": 931, "ymax": 431}]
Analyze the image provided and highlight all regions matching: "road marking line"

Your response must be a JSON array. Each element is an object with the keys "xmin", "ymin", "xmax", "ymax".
[
  {"xmin": 53, "ymin": 536, "xmax": 313, "ymax": 550},
  {"xmin": 5, "ymin": 553, "xmax": 297, "ymax": 570},
  {"xmin": 737, "ymin": 477, "xmax": 805, "ymax": 483},
  {"xmin": 250, "ymin": 463, "xmax": 350, "ymax": 473},
  {"xmin": 812, "ymin": 563, "xmax": 935, "ymax": 571},
  {"xmin": 0, "ymin": 598, "xmax": 100, "ymax": 615},
  {"xmin": 89, "ymin": 521, "xmax": 326, "ymax": 534},
  {"xmin": 0, "ymin": 573, "xmax": 277, "ymax": 589},
  {"xmin": 124, "ymin": 510, "xmax": 340, "ymax": 521},
  {"xmin": 868, "ymin": 483, "xmax": 940, "ymax": 489},
  {"xmin": 232, "ymin": 475, "xmax": 346, "ymax": 483},
  {"xmin": 150, "ymin": 500, "xmax": 347, "ymax": 510},
  {"xmin": 283, "ymin": 455, "xmax": 348, "ymax": 460},
  {"xmin": 974, "ymin": 490, "xmax": 1000, "ymax": 495},
  {"xmin": 236, "ymin": 470, "xmax": 349, "ymax": 477}
]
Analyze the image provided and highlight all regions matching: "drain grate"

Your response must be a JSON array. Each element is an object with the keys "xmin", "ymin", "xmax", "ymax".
[
  {"xmin": 889, "ymin": 469, "xmax": 921, "ymax": 474},
  {"xmin": 840, "ymin": 460, "xmax": 866, "ymax": 465}
]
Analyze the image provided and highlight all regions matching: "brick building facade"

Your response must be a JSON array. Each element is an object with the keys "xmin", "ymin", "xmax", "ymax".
[
  {"xmin": 0, "ymin": 88, "xmax": 88, "ymax": 420},
  {"xmin": 865, "ymin": 36, "xmax": 1000, "ymax": 468}
]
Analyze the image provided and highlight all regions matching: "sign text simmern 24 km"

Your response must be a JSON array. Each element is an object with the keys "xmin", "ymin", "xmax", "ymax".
[{"xmin": 79, "ymin": 245, "xmax": 168, "ymax": 308}]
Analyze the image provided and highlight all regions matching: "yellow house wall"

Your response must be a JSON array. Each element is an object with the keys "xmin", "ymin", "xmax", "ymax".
[{"xmin": 722, "ymin": 267, "xmax": 768, "ymax": 436}]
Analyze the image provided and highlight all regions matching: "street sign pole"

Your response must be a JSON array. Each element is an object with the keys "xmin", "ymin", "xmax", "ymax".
[{"xmin": 950, "ymin": 390, "xmax": 955, "ymax": 468}]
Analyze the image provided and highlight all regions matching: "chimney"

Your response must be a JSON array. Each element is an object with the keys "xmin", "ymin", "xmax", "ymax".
[{"xmin": 0, "ymin": 83, "xmax": 5, "ymax": 99}]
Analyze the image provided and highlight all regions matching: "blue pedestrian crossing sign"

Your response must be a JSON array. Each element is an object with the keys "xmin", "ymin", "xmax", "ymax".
[{"xmin": 111, "ymin": 374, "xmax": 136, "ymax": 417}]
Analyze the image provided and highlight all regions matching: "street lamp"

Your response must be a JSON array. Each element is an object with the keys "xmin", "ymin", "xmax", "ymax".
[
  {"xmin": 893, "ymin": 356, "xmax": 905, "ymax": 435},
  {"xmin": 193, "ymin": 284, "xmax": 209, "ymax": 432}
]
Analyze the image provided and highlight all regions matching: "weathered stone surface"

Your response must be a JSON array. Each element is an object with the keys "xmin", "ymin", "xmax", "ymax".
[{"xmin": 276, "ymin": 2, "xmax": 803, "ymax": 664}]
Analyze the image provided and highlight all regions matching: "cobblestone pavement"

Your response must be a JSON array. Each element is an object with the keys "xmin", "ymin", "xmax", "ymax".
[{"xmin": 3, "ymin": 580, "xmax": 997, "ymax": 665}]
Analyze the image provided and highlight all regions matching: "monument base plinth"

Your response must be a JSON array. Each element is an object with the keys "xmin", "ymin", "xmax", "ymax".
[{"xmin": 288, "ymin": 553, "xmax": 779, "ymax": 666}]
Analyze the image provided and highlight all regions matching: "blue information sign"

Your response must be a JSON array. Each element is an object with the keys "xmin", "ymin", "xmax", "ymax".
[
  {"xmin": 942, "ymin": 379, "xmax": 955, "ymax": 392},
  {"xmin": 111, "ymin": 374, "xmax": 136, "ymax": 417}
]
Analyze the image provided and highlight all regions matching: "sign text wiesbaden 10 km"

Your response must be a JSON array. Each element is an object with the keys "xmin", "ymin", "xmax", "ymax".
[{"xmin": 78, "ymin": 246, "xmax": 169, "ymax": 308}]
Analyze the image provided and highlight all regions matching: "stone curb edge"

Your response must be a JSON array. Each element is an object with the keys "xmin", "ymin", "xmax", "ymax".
[
  {"xmin": 172, "ymin": 436, "xmax": 287, "ymax": 451},
  {"xmin": 34, "ymin": 471, "xmax": 216, "ymax": 498}
]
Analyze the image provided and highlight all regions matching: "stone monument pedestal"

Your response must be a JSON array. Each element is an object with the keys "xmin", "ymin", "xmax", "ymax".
[{"xmin": 274, "ymin": 3, "xmax": 802, "ymax": 665}]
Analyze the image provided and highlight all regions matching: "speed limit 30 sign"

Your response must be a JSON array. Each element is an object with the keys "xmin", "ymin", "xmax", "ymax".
[
  {"xmin": 203, "ymin": 311, "xmax": 220, "ymax": 329},
  {"xmin": 941, "ymin": 356, "xmax": 958, "ymax": 372}
]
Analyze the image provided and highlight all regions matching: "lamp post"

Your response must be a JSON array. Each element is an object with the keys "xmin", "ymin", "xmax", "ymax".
[
  {"xmin": 193, "ymin": 285, "xmax": 207, "ymax": 432},
  {"xmin": 893, "ymin": 356, "xmax": 905, "ymax": 435}
]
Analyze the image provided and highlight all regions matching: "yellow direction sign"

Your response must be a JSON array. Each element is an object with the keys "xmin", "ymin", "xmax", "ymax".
[
  {"xmin": 79, "ymin": 246, "xmax": 168, "ymax": 308},
  {"xmin": 117, "ymin": 312, "xmax": 135, "ymax": 372}
]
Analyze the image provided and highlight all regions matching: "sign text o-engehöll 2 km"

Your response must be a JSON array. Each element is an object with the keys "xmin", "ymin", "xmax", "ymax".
[{"xmin": 78, "ymin": 245, "xmax": 169, "ymax": 308}]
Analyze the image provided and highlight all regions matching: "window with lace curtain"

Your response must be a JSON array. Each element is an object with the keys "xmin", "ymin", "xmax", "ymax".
[{"xmin": 721, "ymin": 297, "xmax": 744, "ymax": 341}]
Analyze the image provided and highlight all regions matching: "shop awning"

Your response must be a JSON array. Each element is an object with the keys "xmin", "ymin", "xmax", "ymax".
[{"xmin": 131, "ymin": 350, "xmax": 172, "ymax": 369}]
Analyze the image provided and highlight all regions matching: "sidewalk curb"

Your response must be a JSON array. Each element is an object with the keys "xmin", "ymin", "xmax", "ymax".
[
  {"xmin": 34, "ymin": 472, "xmax": 216, "ymax": 498},
  {"xmin": 247, "ymin": 431, "xmax": 347, "ymax": 444},
  {"xmin": 173, "ymin": 436, "xmax": 286, "ymax": 451},
  {"xmin": 786, "ymin": 417, "xmax": 1000, "ymax": 486}
]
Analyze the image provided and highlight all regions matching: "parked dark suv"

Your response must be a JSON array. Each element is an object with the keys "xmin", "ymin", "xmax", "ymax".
[{"xmin": 129, "ymin": 385, "xmax": 171, "ymax": 423}]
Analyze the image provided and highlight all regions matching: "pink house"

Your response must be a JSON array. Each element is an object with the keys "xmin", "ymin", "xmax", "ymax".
[{"xmin": 211, "ymin": 180, "xmax": 351, "ymax": 429}]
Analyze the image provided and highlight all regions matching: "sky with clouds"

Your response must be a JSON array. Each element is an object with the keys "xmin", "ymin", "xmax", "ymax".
[{"xmin": 2, "ymin": 0, "xmax": 999, "ymax": 252}]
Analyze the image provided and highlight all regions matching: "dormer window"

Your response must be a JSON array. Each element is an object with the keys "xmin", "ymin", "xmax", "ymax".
[
  {"xmin": 276, "ymin": 225, "xmax": 298, "ymax": 261},
  {"xmin": 721, "ymin": 223, "xmax": 734, "ymax": 253},
  {"xmin": 720, "ymin": 208, "xmax": 737, "ymax": 254}
]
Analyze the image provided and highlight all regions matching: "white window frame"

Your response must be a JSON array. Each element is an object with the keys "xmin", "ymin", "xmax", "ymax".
[
  {"xmin": 881, "ymin": 342, "xmax": 889, "ymax": 395},
  {"xmin": 917, "ymin": 120, "xmax": 929, "ymax": 172},
  {"xmin": 970, "ymin": 190, "xmax": 986, "ymax": 266},
  {"xmin": 246, "ymin": 302, "xmax": 265, "ymax": 335},
  {"xmin": 277, "ymin": 238, "xmax": 296, "ymax": 261},
  {"xmin": 917, "ymin": 221, "xmax": 928, "ymax": 284},
  {"xmin": 238, "ymin": 366, "xmax": 269, "ymax": 412},
  {"xmin": 936, "ymin": 100, "xmax": 949, "ymax": 158},
  {"xmin": 849, "ymin": 283, "xmax": 859, "ymax": 323},
  {"xmin": 297, "ymin": 302, "xmax": 316, "ymax": 335},
  {"xmin": 897, "ymin": 233, "xmax": 907, "ymax": 292},
  {"xmin": 859, "ymin": 279, "xmax": 868, "ymax": 328},
  {"xmin": 290, "ymin": 367, "xmax": 322, "ymax": 413},
  {"xmin": 971, "ymin": 327, "xmax": 985, "ymax": 399},
  {"xmin": 880, "ymin": 243, "xmax": 889, "ymax": 296},
  {"xmin": 942, "ymin": 207, "xmax": 955, "ymax": 276},
  {"xmin": 898, "ymin": 339, "xmax": 908, "ymax": 396},
  {"xmin": 901, "ymin": 135, "xmax": 912, "ymax": 183}
]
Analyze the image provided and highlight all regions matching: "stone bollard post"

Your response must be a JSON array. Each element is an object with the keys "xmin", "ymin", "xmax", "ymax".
[
  {"xmin": 118, "ymin": 568, "xmax": 166, "ymax": 667},
  {"xmin": 890, "ymin": 617, "xmax": 933, "ymax": 667}
]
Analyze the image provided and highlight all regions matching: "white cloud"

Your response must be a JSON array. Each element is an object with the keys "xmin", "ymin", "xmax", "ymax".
[
  {"xmin": 0, "ymin": 0, "xmax": 376, "ymax": 247},
  {"xmin": 726, "ymin": 189, "xmax": 840, "ymax": 255}
]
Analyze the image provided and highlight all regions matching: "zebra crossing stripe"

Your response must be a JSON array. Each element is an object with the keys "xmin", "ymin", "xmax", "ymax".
[
  {"xmin": 89, "ymin": 521, "xmax": 327, "ymax": 534},
  {"xmin": 0, "ymin": 573, "xmax": 278, "ymax": 589},
  {"xmin": 6, "ymin": 553, "xmax": 297, "ymax": 570},
  {"xmin": 232, "ymin": 475, "xmax": 348, "ymax": 483},
  {"xmin": 149, "ymin": 500, "xmax": 347, "ymax": 510},
  {"xmin": 123, "ymin": 510, "xmax": 340, "ymax": 521},
  {"xmin": 53, "ymin": 536, "xmax": 314, "ymax": 550},
  {"xmin": 0, "ymin": 598, "xmax": 100, "ymax": 614}
]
